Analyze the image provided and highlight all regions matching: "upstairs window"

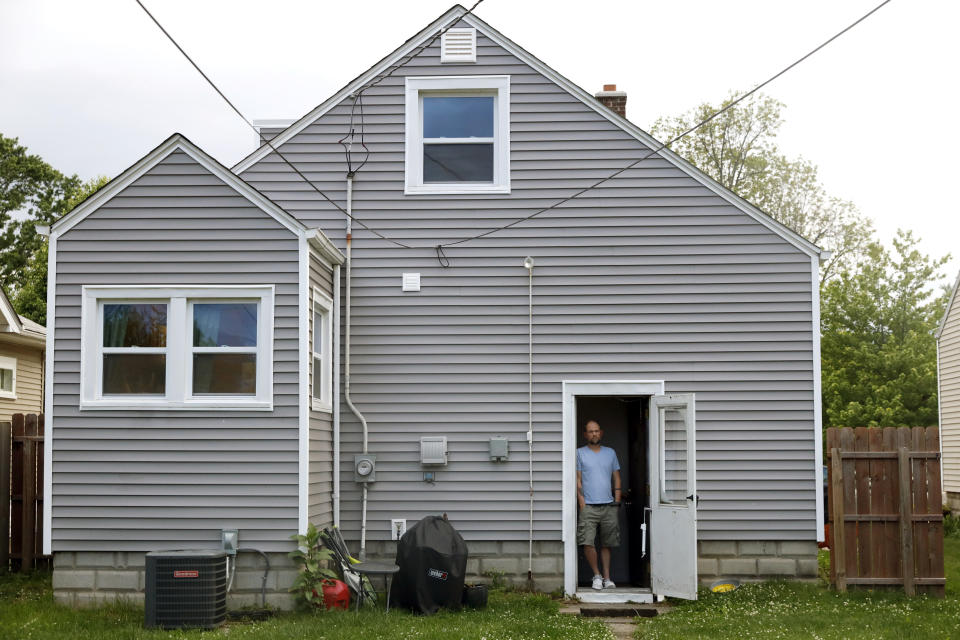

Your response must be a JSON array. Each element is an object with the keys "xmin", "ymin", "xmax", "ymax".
[{"xmin": 405, "ymin": 76, "xmax": 510, "ymax": 194}]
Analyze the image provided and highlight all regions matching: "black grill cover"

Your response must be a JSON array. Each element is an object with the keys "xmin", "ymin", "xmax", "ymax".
[{"xmin": 390, "ymin": 515, "xmax": 467, "ymax": 614}]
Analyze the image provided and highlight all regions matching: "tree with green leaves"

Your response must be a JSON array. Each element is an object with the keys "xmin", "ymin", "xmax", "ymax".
[
  {"xmin": 651, "ymin": 93, "xmax": 873, "ymax": 282},
  {"xmin": 820, "ymin": 230, "xmax": 949, "ymax": 427},
  {"xmin": 0, "ymin": 134, "xmax": 81, "ymax": 294},
  {"xmin": 12, "ymin": 175, "xmax": 109, "ymax": 325}
]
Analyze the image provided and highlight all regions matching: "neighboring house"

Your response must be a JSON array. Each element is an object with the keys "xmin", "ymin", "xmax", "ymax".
[
  {"xmin": 938, "ymin": 270, "xmax": 960, "ymax": 511},
  {"xmin": 46, "ymin": 5, "xmax": 824, "ymax": 608},
  {"xmin": 0, "ymin": 287, "xmax": 45, "ymax": 421}
]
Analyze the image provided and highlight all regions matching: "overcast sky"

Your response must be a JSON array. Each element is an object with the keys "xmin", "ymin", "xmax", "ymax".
[{"xmin": 2, "ymin": 0, "xmax": 957, "ymax": 282}]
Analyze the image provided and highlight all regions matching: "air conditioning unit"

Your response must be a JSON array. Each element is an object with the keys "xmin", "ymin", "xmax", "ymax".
[{"xmin": 145, "ymin": 550, "xmax": 227, "ymax": 629}]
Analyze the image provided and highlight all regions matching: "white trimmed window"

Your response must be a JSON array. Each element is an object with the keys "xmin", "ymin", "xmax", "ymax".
[
  {"xmin": 311, "ymin": 288, "xmax": 333, "ymax": 412},
  {"xmin": 0, "ymin": 356, "xmax": 16, "ymax": 400},
  {"xmin": 404, "ymin": 76, "xmax": 510, "ymax": 195},
  {"xmin": 80, "ymin": 286, "xmax": 274, "ymax": 410}
]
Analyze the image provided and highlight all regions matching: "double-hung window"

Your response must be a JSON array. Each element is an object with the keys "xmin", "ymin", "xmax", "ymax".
[
  {"xmin": 0, "ymin": 356, "xmax": 17, "ymax": 400},
  {"xmin": 81, "ymin": 286, "xmax": 273, "ymax": 410},
  {"xmin": 405, "ymin": 76, "xmax": 510, "ymax": 194},
  {"xmin": 311, "ymin": 288, "xmax": 332, "ymax": 412}
]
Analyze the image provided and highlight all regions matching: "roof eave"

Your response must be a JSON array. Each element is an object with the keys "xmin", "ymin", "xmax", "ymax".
[{"xmin": 936, "ymin": 269, "xmax": 960, "ymax": 340}]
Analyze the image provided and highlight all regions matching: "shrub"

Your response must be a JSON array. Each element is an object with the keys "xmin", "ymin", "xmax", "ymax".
[{"xmin": 288, "ymin": 523, "xmax": 338, "ymax": 608}]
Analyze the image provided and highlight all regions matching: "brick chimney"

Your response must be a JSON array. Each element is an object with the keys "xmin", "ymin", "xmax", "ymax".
[{"xmin": 595, "ymin": 84, "xmax": 627, "ymax": 118}]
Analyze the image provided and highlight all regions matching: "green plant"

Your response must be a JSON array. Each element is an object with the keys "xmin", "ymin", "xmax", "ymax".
[
  {"xmin": 288, "ymin": 522, "xmax": 338, "ymax": 607},
  {"xmin": 481, "ymin": 569, "xmax": 508, "ymax": 590},
  {"xmin": 945, "ymin": 510, "xmax": 960, "ymax": 540}
]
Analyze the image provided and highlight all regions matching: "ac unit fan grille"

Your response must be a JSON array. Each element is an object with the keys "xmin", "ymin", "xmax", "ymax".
[{"xmin": 145, "ymin": 552, "xmax": 227, "ymax": 629}]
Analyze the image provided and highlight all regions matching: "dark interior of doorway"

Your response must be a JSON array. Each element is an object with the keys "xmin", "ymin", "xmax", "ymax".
[{"xmin": 575, "ymin": 395, "xmax": 650, "ymax": 588}]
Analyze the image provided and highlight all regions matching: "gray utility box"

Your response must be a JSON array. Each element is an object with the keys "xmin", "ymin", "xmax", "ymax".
[
  {"xmin": 489, "ymin": 436, "xmax": 509, "ymax": 462},
  {"xmin": 145, "ymin": 549, "xmax": 226, "ymax": 630},
  {"xmin": 420, "ymin": 436, "xmax": 448, "ymax": 465}
]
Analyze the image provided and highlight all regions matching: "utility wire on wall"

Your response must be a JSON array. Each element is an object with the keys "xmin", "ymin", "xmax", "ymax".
[
  {"xmin": 338, "ymin": 0, "xmax": 486, "ymax": 175},
  {"xmin": 135, "ymin": 0, "xmax": 892, "ymax": 261},
  {"xmin": 433, "ymin": 0, "xmax": 893, "ymax": 251}
]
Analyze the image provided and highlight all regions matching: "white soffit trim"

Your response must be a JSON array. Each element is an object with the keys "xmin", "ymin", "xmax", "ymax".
[
  {"xmin": 230, "ymin": 6, "xmax": 820, "ymax": 259},
  {"xmin": 42, "ymin": 234, "xmax": 56, "ymax": 555},
  {"xmin": 936, "ymin": 269, "xmax": 960, "ymax": 340},
  {"xmin": 52, "ymin": 134, "xmax": 305, "ymax": 237},
  {"xmin": 0, "ymin": 288, "xmax": 22, "ymax": 333},
  {"xmin": 298, "ymin": 235, "xmax": 310, "ymax": 535},
  {"xmin": 811, "ymin": 255, "xmax": 825, "ymax": 542},
  {"xmin": 307, "ymin": 228, "xmax": 346, "ymax": 266}
]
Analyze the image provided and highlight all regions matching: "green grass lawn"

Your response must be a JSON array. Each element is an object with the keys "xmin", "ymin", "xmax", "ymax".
[
  {"xmin": 4, "ymin": 540, "xmax": 959, "ymax": 640},
  {"xmin": 0, "ymin": 573, "xmax": 611, "ymax": 640},
  {"xmin": 635, "ymin": 537, "xmax": 960, "ymax": 639}
]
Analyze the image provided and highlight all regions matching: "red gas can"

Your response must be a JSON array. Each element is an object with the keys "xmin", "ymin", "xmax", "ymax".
[{"xmin": 318, "ymin": 579, "xmax": 350, "ymax": 610}]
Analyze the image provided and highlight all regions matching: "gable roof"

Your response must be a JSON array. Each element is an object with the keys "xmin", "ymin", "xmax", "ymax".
[
  {"xmin": 232, "ymin": 4, "xmax": 821, "ymax": 259},
  {"xmin": 0, "ymin": 286, "xmax": 22, "ymax": 333},
  {"xmin": 937, "ymin": 269, "xmax": 960, "ymax": 340},
  {"xmin": 0, "ymin": 285, "xmax": 46, "ymax": 343},
  {"xmin": 52, "ymin": 133, "xmax": 307, "ymax": 237}
]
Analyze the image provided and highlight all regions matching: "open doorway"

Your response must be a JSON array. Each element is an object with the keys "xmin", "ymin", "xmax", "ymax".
[{"xmin": 575, "ymin": 395, "xmax": 650, "ymax": 588}]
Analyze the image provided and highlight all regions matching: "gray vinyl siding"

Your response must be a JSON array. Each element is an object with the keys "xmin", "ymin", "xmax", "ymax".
[
  {"xmin": 259, "ymin": 127, "xmax": 284, "ymax": 144},
  {"xmin": 940, "ymin": 284, "xmax": 960, "ymax": 493},
  {"xmin": 308, "ymin": 251, "xmax": 334, "ymax": 528},
  {"xmin": 240, "ymin": 33, "xmax": 817, "ymax": 541},
  {"xmin": 52, "ymin": 150, "xmax": 300, "ymax": 552}
]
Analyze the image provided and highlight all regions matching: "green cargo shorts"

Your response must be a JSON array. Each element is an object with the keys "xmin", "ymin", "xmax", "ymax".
[{"xmin": 577, "ymin": 503, "xmax": 620, "ymax": 548}]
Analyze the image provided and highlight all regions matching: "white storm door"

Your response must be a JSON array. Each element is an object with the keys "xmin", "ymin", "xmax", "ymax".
[{"xmin": 648, "ymin": 393, "xmax": 697, "ymax": 600}]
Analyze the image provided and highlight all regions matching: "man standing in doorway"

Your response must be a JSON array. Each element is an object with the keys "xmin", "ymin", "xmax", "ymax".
[{"xmin": 577, "ymin": 419, "xmax": 621, "ymax": 590}]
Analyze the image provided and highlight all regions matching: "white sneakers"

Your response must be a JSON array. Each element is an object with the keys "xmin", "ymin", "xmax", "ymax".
[{"xmin": 591, "ymin": 575, "xmax": 617, "ymax": 590}]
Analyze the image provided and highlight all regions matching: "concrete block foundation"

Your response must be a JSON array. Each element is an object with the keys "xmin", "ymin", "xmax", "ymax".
[
  {"xmin": 53, "ymin": 538, "xmax": 818, "ymax": 608},
  {"xmin": 53, "ymin": 551, "xmax": 296, "ymax": 610},
  {"xmin": 697, "ymin": 540, "xmax": 819, "ymax": 583}
]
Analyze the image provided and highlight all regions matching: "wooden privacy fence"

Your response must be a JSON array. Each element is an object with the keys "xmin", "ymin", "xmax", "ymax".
[
  {"xmin": 827, "ymin": 426, "xmax": 944, "ymax": 596},
  {"xmin": 1, "ymin": 413, "xmax": 45, "ymax": 572}
]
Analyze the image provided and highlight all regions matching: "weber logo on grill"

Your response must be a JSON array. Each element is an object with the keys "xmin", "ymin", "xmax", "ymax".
[
  {"xmin": 427, "ymin": 568, "xmax": 448, "ymax": 581},
  {"xmin": 173, "ymin": 570, "xmax": 199, "ymax": 578}
]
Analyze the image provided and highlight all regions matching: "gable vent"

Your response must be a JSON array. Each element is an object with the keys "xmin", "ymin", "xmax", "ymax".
[{"xmin": 441, "ymin": 28, "xmax": 477, "ymax": 63}]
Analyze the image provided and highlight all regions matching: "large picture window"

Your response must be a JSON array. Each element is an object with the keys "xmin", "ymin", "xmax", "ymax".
[
  {"xmin": 81, "ymin": 286, "xmax": 274, "ymax": 410},
  {"xmin": 405, "ymin": 76, "xmax": 510, "ymax": 194}
]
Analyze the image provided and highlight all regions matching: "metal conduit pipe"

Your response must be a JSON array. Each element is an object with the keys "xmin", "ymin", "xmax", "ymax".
[
  {"xmin": 332, "ymin": 263, "xmax": 342, "ymax": 527},
  {"xmin": 524, "ymin": 256, "xmax": 535, "ymax": 581},
  {"xmin": 344, "ymin": 174, "xmax": 370, "ymax": 560}
]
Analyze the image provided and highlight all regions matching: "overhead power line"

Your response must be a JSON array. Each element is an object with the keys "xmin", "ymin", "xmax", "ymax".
[
  {"xmin": 340, "ymin": 0, "xmax": 486, "ymax": 175},
  {"xmin": 436, "ymin": 0, "xmax": 893, "ymax": 250},
  {"xmin": 135, "ymin": 0, "xmax": 892, "ymax": 258},
  {"xmin": 134, "ymin": 0, "xmax": 413, "ymax": 248}
]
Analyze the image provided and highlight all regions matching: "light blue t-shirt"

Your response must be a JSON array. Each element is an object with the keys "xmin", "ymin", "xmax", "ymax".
[{"xmin": 576, "ymin": 445, "xmax": 620, "ymax": 504}]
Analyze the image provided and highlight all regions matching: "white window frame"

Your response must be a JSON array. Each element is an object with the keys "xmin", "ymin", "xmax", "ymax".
[
  {"xmin": 311, "ymin": 287, "xmax": 333, "ymax": 412},
  {"xmin": 80, "ymin": 285, "xmax": 274, "ymax": 411},
  {"xmin": 404, "ymin": 75, "xmax": 510, "ymax": 195},
  {"xmin": 0, "ymin": 355, "xmax": 16, "ymax": 400}
]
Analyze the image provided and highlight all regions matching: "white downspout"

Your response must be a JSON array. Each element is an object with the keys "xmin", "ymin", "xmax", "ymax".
[
  {"xmin": 333, "ymin": 263, "xmax": 341, "ymax": 527},
  {"xmin": 523, "ymin": 256, "xmax": 534, "ymax": 581},
  {"xmin": 344, "ymin": 175, "xmax": 370, "ymax": 560}
]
